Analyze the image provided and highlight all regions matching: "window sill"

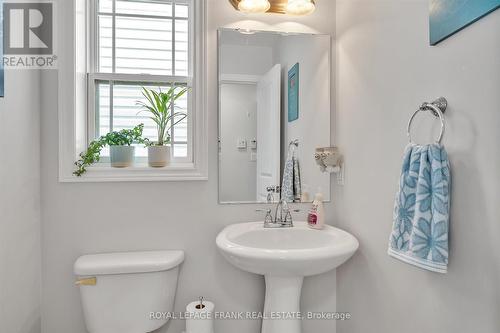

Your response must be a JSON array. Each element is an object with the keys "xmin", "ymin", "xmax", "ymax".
[{"xmin": 60, "ymin": 162, "xmax": 208, "ymax": 183}]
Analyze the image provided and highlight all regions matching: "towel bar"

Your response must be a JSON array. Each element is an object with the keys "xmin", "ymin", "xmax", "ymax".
[{"xmin": 407, "ymin": 97, "xmax": 448, "ymax": 144}]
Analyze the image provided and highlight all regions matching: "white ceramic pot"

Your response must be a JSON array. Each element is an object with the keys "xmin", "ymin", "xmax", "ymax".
[
  {"xmin": 148, "ymin": 145, "xmax": 171, "ymax": 167},
  {"xmin": 110, "ymin": 145, "xmax": 135, "ymax": 168}
]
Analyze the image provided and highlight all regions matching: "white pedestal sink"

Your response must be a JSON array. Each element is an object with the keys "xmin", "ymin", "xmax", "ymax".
[{"xmin": 216, "ymin": 222, "xmax": 359, "ymax": 333}]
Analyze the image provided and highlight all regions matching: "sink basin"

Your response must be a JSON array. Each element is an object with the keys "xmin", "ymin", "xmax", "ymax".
[
  {"xmin": 216, "ymin": 222, "xmax": 359, "ymax": 333},
  {"xmin": 217, "ymin": 222, "xmax": 359, "ymax": 277}
]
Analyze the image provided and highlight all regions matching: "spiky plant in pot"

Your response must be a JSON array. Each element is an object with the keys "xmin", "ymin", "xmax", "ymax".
[{"xmin": 137, "ymin": 86, "xmax": 188, "ymax": 167}]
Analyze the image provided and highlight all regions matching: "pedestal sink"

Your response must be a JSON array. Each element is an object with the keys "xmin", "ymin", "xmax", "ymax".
[{"xmin": 216, "ymin": 222, "xmax": 359, "ymax": 333}]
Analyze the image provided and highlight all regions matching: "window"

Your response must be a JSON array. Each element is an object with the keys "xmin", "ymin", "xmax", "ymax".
[
  {"xmin": 89, "ymin": 0, "xmax": 192, "ymax": 162},
  {"xmin": 57, "ymin": 0, "xmax": 207, "ymax": 182}
]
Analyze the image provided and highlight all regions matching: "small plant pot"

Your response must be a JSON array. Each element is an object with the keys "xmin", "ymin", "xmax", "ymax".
[
  {"xmin": 148, "ymin": 145, "xmax": 171, "ymax": 167},
  {"xmin": 110, "ymin": 145, "xmax": 135, "ymax": 168}
]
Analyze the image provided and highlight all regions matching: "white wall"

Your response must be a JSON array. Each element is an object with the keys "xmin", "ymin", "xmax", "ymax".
[
  {"xmin": 277, "ymin": 35, "xmax": 331, "ymax": 201},
  {"xmin": 40, "ymin": 1, "xmax": 337, "ymax": 333},
  {"xmin": 0, "ymin": 70, "xmax": 42, "ymax": 333},
  {"xmin": 335, "ymin": 1, "xmax": 500, "ymax": 332},
  {"xmin": 219, "ymin": 44, "xmax": 274, "ymax": 77}
]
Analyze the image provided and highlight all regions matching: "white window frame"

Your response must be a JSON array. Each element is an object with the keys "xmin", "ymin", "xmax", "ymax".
[{"xmin": 58, "ymin": 0, "xmax": 207, "ymax": 182}]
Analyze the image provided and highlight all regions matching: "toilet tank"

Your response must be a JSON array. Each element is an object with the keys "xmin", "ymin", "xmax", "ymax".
[{"xmin": 74, "ymin": 251, "xmax": 184, "ymax": 333}]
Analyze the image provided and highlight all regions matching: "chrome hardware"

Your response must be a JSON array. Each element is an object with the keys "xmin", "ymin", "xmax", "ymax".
[
  {"xmin": 266, "ymin": 185, "xmax": 281, "ymax": 193},
  {"xmin": 266, "ymin": 185, "xmax": 281, "ymax": 203},
  {"xmin": 196, "ymin": 296, "xmax": 206, "ymax": 310},
  {"xmin": 256, "ymin": 209, "xmax": 273, "ymax": 225},
  {"xmin": 257, "ymin": 200, "xmax": 296, "ymax": 228},
  {"xmin": 274, "ymin": 199, "xmax": 289, "ymax": 226},
  {"xmin": 407, "ymin": 97, "xmax": 448, "ymax": 144},
  {"xmin": 266, "ymin": 192, "xmax": 273, "ymax": 203}
]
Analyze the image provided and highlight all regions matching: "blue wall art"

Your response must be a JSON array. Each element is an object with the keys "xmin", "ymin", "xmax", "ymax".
[
  {"xmin": 430, "ymin": 0, "xmax": 500, "ymax": 45},
  {"xmin": 288, "ymin": 63, "xmax": 299, "ymax": 122}
]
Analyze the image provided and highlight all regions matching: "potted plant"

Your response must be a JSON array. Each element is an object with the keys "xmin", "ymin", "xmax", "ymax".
[
  {"xmin": 137, "ymin": 86, "xmax": 188, "ymax": 167},
  {"xmin": 73, "ymin": 124, "xmax": 146, "ymax": 176}
]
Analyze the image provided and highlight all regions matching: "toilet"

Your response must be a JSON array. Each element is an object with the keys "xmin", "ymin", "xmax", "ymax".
[{"xmin": 74, "ymin": 250, "xmax": 184, "ymax": 333}]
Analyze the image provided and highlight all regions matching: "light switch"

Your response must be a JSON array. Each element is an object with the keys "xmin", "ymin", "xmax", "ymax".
[
  {"xmin": 249, "ymin": 138, "xmax": 257, "ymax": 149},
  {"xmin": 237, "ymin": 139, "xmax": 247, "ymax": 149}
]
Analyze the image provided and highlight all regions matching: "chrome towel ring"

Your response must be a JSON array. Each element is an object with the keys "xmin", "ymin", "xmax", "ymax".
[{"xmin": 407, "ymin": 97, "xmax": 448, "ymax": 144}]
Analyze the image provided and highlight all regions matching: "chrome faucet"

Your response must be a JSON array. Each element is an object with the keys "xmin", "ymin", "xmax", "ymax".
[
  {"xmin": 266, "ymin": 185, "xmax": 281, "ymax": 203},
  {"xmin": 256, "ymin": 199, "xmax": 297, "ymax": 228}
]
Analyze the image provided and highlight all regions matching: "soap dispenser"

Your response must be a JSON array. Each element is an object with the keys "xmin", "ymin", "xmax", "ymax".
[{"xmin": 307, "ymin": 192, "xmax": 325, "ymax": 230}]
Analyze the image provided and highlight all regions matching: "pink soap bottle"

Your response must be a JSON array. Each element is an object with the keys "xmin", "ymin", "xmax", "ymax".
[{"xmin": 307, "ymin": 193, "xmax": 325, "ymax": 229}]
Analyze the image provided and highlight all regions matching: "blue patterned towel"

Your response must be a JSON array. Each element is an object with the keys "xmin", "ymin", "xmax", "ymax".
[
  {"xmin": 281, "ymin": 154, "xmax": 301, "ymax": 202},
  {"xmin": 388, "ymin": 144, "xmax": 451, "ymax": 273}
]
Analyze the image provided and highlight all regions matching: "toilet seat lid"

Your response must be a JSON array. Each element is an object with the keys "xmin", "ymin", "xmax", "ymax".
[{"xmin": 74, "ymin": 250, "xmax": 184, "ymax": 275}]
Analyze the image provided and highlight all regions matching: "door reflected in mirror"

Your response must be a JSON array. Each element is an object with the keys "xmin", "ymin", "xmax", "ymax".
[{"xmin": 218, "ymin": 29, "xmax": 331, "ymax": 204}]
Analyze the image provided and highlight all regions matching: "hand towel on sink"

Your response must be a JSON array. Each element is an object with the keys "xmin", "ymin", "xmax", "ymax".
[{"xmin": 388, "ymin": 143, "xmax": 451, "ymax": 273}]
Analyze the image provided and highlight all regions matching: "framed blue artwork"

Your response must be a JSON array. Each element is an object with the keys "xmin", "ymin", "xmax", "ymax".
[
  {"xmin": 288, "ymin": 63, "xmax": 299, "ymax": 122},
  {"xmin": 430, "ymin": 0, "xmax": 500, "ymax": 45},
  {"xmin": 0, "ymin": 0, "xmax": 3, "ymax": 97}
]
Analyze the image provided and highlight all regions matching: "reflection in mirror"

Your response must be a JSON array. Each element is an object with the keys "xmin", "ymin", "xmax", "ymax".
[{"xmin": 218, "ymin": 29, "xmax": 331, "ymax": 204}]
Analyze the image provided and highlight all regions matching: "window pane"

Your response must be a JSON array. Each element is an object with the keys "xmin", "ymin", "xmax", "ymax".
[
  {"xmin": 98, "ymin": 15, "xmax": 113, "ymax": 73},
  {"xmin": 175, "ymin": 19, "xmax": 188, "ymax": 76},
  {"xmin": 173, "ymin": 144, "xmax": 187, "ymax": 158},
  {"xmin": 173, "ymin": 118, "xmax": 187, "ymax": 142},
  {"xmin": 175, "ymin": 2, "xmax": 189, "ymax": 18},
  {"xmin": 173, "ymin": 88, "xmax": 188, "ymax": 142},
  {"xmin": 93, "ymin": 0, "xmax": 192, "ymax": 163},
  {"xmin": 96, "ymin": 82, "xmax": 110, "ymax": 136},
  {"xmin": 98, "ymin": 0, "xmax": 112, "ymax": 13},
  {"xmin": 112, "ymin": 84, "xmax": 161, "ymax": 157},
  {"xmin": 116, "ymin": 0, "xmax": 172, "ymax": 16},
  {"xmin": 96, "ymin": 82, "xmax": 190, "ymax": 159},
  {"xmin": 96, "ymin": 84, "xmax": 189, "ymax": 142},
  {"xmin": 112, "ymin": 83, "xmax": 164, "ymax": 137},
  {"xmin": 115, "ymin": 16, "xmax": 173, "ymax": 75}
]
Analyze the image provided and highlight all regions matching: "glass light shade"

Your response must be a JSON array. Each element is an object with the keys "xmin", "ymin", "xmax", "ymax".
[
  {"xmin": 286, "ymin": 0, "xmax": 315, "ymax": 15},
  {"xmin": 238, "ymin": 0, "xmax": 271, "ymax": 13}
]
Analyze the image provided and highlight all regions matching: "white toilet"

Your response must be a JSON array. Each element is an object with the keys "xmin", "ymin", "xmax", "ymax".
[{"xmin": 74, "ymin": 250, "xmax": 184, "ymax": 333}]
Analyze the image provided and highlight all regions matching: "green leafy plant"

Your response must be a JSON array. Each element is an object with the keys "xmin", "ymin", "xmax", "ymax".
[
  {"xmin": 137, "ymin": 86, "xmax": 188, "ymax": 146},
  {"xmin": 73, "ymin": 124, "xmax": 147, "ymax": 177}
]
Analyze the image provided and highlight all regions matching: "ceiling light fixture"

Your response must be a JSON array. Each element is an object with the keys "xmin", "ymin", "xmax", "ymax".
[
  {"xmin": 238, "ymin": 28, "xmax": 256, "ymax": 35},
  {"xmin": 238, "ymin": 0, "xmax": 271, "ymax": 13},
  {"xmin": 286, "ymin": 0, "xmax": 316, "ymax": 15},
  {"xmin": 229, "ymin": 0, "xmax": 316, "ymax": 16}
]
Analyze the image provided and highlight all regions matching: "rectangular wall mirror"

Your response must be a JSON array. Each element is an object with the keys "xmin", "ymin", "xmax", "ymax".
[{"xmin": 218, "ymin": 29, "xmax": 331, "ymax": 204}]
